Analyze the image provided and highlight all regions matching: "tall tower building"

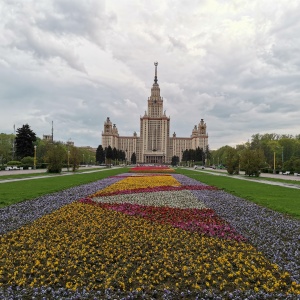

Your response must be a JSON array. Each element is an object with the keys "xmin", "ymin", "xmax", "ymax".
[
  {"xmin": 139, "ymin": 62, "xmax": 170, "ymax": 163},
  {"xmin": 102, "ymin": 62, "xmax": 208, "ymax": 164}
]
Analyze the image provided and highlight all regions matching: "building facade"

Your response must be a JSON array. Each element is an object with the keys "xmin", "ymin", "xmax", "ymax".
[{"xmin": 102, "ymin": 62, "xmax": 208, "ymax": 164}]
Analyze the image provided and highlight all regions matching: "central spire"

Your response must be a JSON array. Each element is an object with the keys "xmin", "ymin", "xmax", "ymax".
[{"xmin": 154, "ymin": 61, "xmax": 158, "ymax": 84}]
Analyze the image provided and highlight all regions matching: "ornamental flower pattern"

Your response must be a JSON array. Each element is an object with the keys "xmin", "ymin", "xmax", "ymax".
[
  {"xmin": 0, "ymin": 171, "xmax": 299, "ymax": 299},
  {"xmin": 129, "ymin": 166, "xmax": 175, "ymax": 173}
]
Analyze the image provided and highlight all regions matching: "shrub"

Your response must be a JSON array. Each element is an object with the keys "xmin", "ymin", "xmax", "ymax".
[
  {"xmin": 7, "ymin": 161, "xmax": 22, "ymax": 166},
  {"xmin": 21, "ymin": 156, "xmax": 34, "ymax": 166}
]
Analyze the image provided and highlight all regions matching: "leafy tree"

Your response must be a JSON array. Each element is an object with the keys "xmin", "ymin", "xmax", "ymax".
[
  {"xmin": 21, "ymin": 156, "xmax": 34, "ymax": 167},
  {"xmin": 205, "ymin": 145, "xmax": 211, "ymax": 166},
  {"xmin": 119, "ymin": 150, "xmax": 125, "ymax": 162},
  {"xmin": 182, "ymin": 149, "xmax": 189, "ymax": 164},
  {"xmin": 7, "ymin": 160, "xmax": 21, "ymax": 166},
  {"xmin": 15, "ymin": 124, "xmax": 37, "ymax": 159},
  {"xmin": 112, "ymin": 147, "xmax": 118, "ymax": 161},
  {"xmin": 69, "ymin": 146, "xmax": 81, "ymax": 172},
  {"xmin": 283, "ymin": 159, "xmax": 294, "ymax": 173},
  {"xmin": 105, "ymin": 146, "xmax": 113, "ymax": 166},
  {"xmin": 171, "ymin": 155, "xmax": 179, "ymax": 166},
  {"xmin": 45, "ymin": 143, "xmax": 66, "ymax": 173},
  {"xmin": 240, "ymin": 148, "xmax": 265, "ymax": 177},
  {"xmin": 96, "ymin": 145, "xmax": 105, "ymax": 164},
  {"xmin": 195, "ymin": 147, "xmax": 203, "ymax": 162},
  {"xmin": 0, "ymin": 133, "xmax": 14, "ymax": 165},
  {"xmin": 131, "ymin": 152, "xmax": 137, "ymax": 164},
  {"xmin": 293, "ymin": 158, "xmax": 300, "ymax": 173},
  {"xmin": 225, "ymin": 147, "xmax": 239, "ymax": 175}
]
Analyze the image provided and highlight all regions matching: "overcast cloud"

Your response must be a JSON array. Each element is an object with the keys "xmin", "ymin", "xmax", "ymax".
[{"xmin": 1, "ymin": 0, "xmax": 299, "ymax": 149}]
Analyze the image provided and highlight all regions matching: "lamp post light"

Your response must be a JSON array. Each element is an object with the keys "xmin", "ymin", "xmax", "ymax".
[{"xmin": 34, "ymin": 145, "xmax": 37, "ymax": 170}]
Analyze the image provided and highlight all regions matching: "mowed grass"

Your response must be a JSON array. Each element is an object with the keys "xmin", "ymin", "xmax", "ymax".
[
  {"xmin": 176, "ymin": 168, "xmax": 300, "ymax": 220},
  {"xmin": 0, "ymin": 167, "xmax": 106, "ymax": 180},
  {"xmin": 0, "ymin": 168, "xmax": 129, "ymax": 208}
]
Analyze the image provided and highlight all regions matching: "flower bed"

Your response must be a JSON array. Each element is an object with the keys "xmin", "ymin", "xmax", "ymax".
[
  {"xmin": 0, "ymin": 173, "xmax": 299, "ymax": 299},
  {"xmin": 129, "ymin": 166, "xmax": 175, "ymax": 173}
]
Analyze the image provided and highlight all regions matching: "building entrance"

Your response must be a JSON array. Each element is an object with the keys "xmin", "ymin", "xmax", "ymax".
[{"xmin": 144, "ymin": 155, "xmax": 165, "ymax": 164}]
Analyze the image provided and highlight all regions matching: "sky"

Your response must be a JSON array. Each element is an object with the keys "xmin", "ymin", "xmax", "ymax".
[{"xmin": 1, "ymin": 0, "xmax": 300, "ymax": 150}]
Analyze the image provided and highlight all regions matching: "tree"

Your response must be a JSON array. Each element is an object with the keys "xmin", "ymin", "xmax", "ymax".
[
  {"xmin": 131, "ymin": 152, "xmax": 137, "ymax": 164},
  {"xmin": 96, "ymin": 145, "xmax": 105, "ymax": 164},
  {"xmin": 195, "ymin": 147, "xmax": 203, "ymax": 162},
  {"xmin": 45, "ymin": 143, "xmax": 66, "ymax": 173},
  {"xmin": 112, "ymin": 147, "xmax": 118, "ymax": 162},
  {"xmin": 225, "ymin": 147, "xmax": 239, "ymax": 175},
  {"xmin": 69, "ymin": 146, "xmax": 81, "ymax": 172},
  {"xmin": 293, "ymin": 158, "xmax": 300, "ymax": 173},
  {"xmin": 171, "ymin": 155, "xmax": 179, "ymax": 166},
  {"xmin": 15, "ymin": 124, "xmax": 37, "ymax": 159},
  {"xmin": 0, "ymin": 133, "xmax": 14, "ymax": 165},
  {"xmin": 105, "ymin": 146, "xmax": 113, "ymax": 166},
  {"xmin": 21, "ymin": 156, "xmax": 34, "ymax": 167},
  {"xmin": 205, "ymin": 145, "xmax": 211, "ymax": 166},
  {"xmin": 240, "ymin": 148, "xmax": 265, "ymax": 177}
]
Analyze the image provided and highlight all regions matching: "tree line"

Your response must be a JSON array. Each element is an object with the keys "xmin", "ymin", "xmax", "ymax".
[
  {"xmin": 211, "ymin": 133, "xmax": 300, "ymax": 176},
  {"xmin": 2, "ymin": 124, "xmax": 299, "ymax": 175},
  {"xmin": 95, "ymin": 145, "xmax": 136, "ymax": 166},
  {"xmin": 0, "ymin": 124, "xmax": 96, "ymax": 173}
]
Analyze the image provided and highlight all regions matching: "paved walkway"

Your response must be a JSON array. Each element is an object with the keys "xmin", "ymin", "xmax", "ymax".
[{"xmin": 189, "ymin": 168, "xmax": 300, "ymax": 189}]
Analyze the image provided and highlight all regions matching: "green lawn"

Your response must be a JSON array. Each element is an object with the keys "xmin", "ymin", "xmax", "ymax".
[
  {"xmin": 176, "ymin": 168, "xmax": 300, "ymax": 219},
  {"xmin": 0, "ymin": 168, "xmax": 129, "ymax": 208},
  {"xmin": 0, "ymin": 167, "xmax": 106, "ymax": 180},
  {"xmin": 1, "ymin": 167, "xmax": 299, "ymax": 220}
]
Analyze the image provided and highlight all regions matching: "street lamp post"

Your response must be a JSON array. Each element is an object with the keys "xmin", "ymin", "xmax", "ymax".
[{"xmin": 34, "ymin": 145, "xmax": 37, "ymax": 170}]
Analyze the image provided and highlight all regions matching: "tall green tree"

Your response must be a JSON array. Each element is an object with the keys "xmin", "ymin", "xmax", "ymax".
[
  {"xmin": 15, "ymin": 124, "xmax": 37, "ymax": 159},
  {"xmin": 225, "ymin": 147, "xmax": 239, "ymax": 175},
  {"xmin": 96, "ymin": 145, "xmax": 105, "ymax": 164},
  {"xmin": 45, "ymin": 143, "xmax": 66, "ymax": 173},
  {"xmin": 131, "ymin": 152, "xmax": 137, "ymax": 164},
  {"xmin": 112, "ymin": 147, "xmax": 118, "ymax": 162},
  {"xmin": 105, "ymin": 146, "xmax": 113, "ymax": 166},
  {"xmin": 0, "ymin": 133, "xmax": 14, "ymax": 165},
  {"xmin": 69, "ymin": 146, "xmax": 81, "ymax": 172},
  {"xmin": 240, "ymin": 148, "xmax": 265, "ymax": 177},
  {"xmin": 205, "ymin": 145, "xmax": 211, "ymax": 166},
  {"xmin": 171, "ymin": 155, "xmax": 179, "ymax": 166}
]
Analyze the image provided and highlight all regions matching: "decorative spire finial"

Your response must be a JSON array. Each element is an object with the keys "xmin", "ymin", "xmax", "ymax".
[{"xmin": 154, "ymin": 61, "xmax": 158, "ymax": 84}]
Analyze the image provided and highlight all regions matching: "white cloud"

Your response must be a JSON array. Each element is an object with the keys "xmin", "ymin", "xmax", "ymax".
[{"xmin": 0, "ymin": 0, "xmax": 300, "ymax": 150}]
